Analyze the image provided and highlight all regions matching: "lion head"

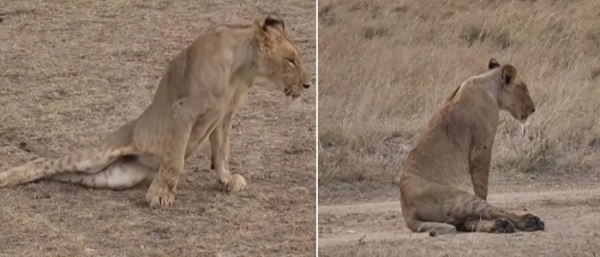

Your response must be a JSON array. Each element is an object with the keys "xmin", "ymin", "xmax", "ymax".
[
  {"xmin": 254, "ymin": 14, "xmax": 312, "ymax": 99},
  {"xmin": 488, "ymin": 59, "xmax": 535, "ymax": 123}
]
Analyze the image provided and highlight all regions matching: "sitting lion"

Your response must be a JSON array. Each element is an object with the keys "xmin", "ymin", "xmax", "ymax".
[
  {"xmin": 0, "ymin": 14, "xmax": 312, "ymax": 209},
  {"xmin": 399, "ymin": 59, "xmax": 544, "ymax": 236}
]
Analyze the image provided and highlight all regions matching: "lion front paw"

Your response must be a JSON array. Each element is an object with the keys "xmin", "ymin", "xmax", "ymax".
[
  {"xmin": 521, "ymin": 214, "xmax": 545, "ymax": 231},
  {"xmin": 492, "ymin": 218, "xmax": 516, "ymax": 233},
  {"xmin": 145, "ymin": 185, "xmax": 175, "ymax": 209},
  {"xmin": 225, "ymin": 174, "xmax": 246, "ymax": 192},
  {"xmin": 215, "ymin": 169, "xmax": 246, "ymax": 193}
]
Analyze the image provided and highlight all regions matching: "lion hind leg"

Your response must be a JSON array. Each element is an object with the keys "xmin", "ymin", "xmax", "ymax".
[
  {"xmin": 50, "ymin": 159, "xmax": 154, "ymax": 190},
  {"xmin": 0, "ymin": 146, "xmax": 138, "ymax": 187},
  {"xmin": 446, "ymin": 189, "xmax": 545, "ymax": 233},
  {"xmin": 405, "ymin": 219, "xmax": 457, "ymax": 237},
  {"xmin": 480, "ymin": 206, "xmax": 545, "ymax": 232}
]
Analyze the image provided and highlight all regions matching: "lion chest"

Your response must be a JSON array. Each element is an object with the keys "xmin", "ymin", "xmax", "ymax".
[{"xmin": 220, "ymin": 82, "xmax": 251, "ymax": 113}]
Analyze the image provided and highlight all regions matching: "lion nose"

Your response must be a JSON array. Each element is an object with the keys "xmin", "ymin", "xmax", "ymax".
[{"xmin": 302, "ymin": 83, "xmax": 311, "ymax": 89}]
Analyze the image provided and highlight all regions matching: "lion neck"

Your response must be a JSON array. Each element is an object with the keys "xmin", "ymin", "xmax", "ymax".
[
  {"xmin": 226, "ymin": 27, "xmax": 261, "ymax": 85},
  {"xmin": 450, "ymin": 69, "xmax": 504, "ymax": 147},
  {"xmin": 453, "ymin": 69, "xmax": 503, "ymax": 112}
]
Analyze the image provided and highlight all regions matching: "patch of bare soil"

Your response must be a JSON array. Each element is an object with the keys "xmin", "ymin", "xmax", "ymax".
[
  {"xmin": 319, "ymin": 185, "xmax": 600, "ymax": 257},
  {"xmin": 0, "ymin": 0, "xmax": 315, "ymax": 256}
]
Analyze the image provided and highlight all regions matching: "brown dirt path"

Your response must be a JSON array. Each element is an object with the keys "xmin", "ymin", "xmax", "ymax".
[{"xmin": 319, "ymin": 186, "xmax": 600, "ymax": 256}]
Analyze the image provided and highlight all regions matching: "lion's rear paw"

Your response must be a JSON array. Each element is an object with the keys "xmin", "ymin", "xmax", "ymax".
[
  {"xmin": 492, "ymin": 218, "xmax": 516, "ymax": 233},
  {"xmin": 225, "ymin": 174, "xmax": 246, "ymax": 192},
  {"xmin": 521, "ymin": 214, "xmax": 545, "ymax": 231}
]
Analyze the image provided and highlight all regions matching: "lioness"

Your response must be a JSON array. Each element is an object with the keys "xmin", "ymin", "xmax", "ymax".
[
  {"xmin": 0, "ymin": 14, "xmax": 312, "ymax": 209},
  {"xmin": 399, "ymin": 59, "xmax": 544, "ymax": 236}
]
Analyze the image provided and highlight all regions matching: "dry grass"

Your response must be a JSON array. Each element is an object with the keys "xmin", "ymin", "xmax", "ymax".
[
  {"xmin": 318, "ymin": 0, "xmax": 600, "ymax": 255},
  {"xmin": 318, "ymin": 0, "xmax": 600, "ymax": 203},
  {"xmin": 0, "ymin": 0, "xmax": 316, "ymax": 256}
]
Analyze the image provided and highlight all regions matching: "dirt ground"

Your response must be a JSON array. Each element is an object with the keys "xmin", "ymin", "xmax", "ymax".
[
  {"xmin": 319, "ymin": 181, "xmax": 600, "ymax": 257},
  {"xmin": 0, "ymin": 0, "xmax": 316, "ymax": 256},
  {"xmin": 318, "ymin": 0, "xmax": 600, "ymax": 256}
]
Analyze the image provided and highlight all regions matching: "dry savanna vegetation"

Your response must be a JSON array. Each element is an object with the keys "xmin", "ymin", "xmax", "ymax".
[
  {"xmin": 0, "ymin": 0, "xmax": 315, "ymax": 256},
  {"xmin": 318, "ymin": 0, "xmax": 600, "ymax": 256}
]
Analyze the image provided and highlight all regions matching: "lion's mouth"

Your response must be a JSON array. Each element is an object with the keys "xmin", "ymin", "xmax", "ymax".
[{"xmin": 519, "ymin": 114, "xmax": 529, "ymax": 123}]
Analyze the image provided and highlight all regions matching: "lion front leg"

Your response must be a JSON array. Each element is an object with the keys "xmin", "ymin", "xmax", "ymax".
[
  {"xmin": 209, "ymin": 112, "xmax": 246, "ymax": 192},
  {"xmin": 144, "ymin": 125, "xmax": 191, "ymax": 209},
  {"xmin": 470, "ymin": 147, "xmax": 492, "ymax": 200}
]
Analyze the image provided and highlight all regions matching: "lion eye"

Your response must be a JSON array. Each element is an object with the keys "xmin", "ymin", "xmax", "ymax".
[{"xmin": 286, "ymin": 58, "xmax": 296, "ymax": 67}]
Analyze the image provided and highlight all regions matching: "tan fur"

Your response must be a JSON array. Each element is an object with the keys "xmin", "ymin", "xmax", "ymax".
[
  {"xmin": 399, "ymin": 59, "xmax": 544, "ymax": 236},
  {"xmin": 0, "ymin": 14, "xmax": 312, "ymax": 209}
]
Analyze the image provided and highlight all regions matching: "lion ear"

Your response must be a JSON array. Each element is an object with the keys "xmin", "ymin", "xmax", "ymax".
[
  {"xmin": 262, "ymin": 13, "xmax": 285, "ymax": 32},
  {"xmin": 488, "ymin": 58, "xmax": 500, "ymax": 70},
  {"xmin": 501, "ymin": 64, "xmax": 517, "ymax": 85}
]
